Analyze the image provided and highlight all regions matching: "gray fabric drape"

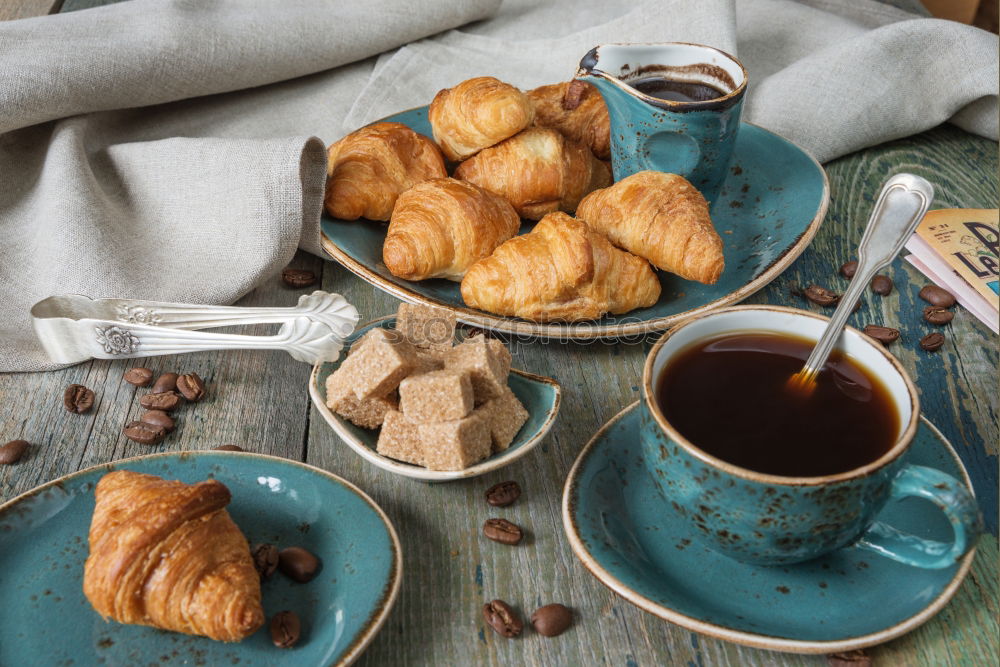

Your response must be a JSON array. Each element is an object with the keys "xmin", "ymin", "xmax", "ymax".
[{"xmin": 1, "ymin": 0, "xmax": 996, "ymax": 371}]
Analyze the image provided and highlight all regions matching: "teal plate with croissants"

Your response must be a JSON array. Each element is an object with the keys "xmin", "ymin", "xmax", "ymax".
[
  {"xmin": 0, "ymin": 452, "xmax": 401, "ymax": 666},
  {"xmin": 320, "ymin": 106, "xmax": 829, "ymax": 340}
]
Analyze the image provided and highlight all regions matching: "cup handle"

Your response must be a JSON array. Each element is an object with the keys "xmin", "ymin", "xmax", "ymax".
[{"xmin": 855, "ymin": 464, "xmax": 982, "ymax": 569}]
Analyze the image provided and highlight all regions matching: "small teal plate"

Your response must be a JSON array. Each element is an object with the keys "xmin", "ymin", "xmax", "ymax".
[
  {"xmin": 562, "ymin": 402, "xmax": 977, "ymax": 654},
  {"xmin": 320, "ymin": 108, "xmax": 829, "ymax": 339},
  {"xmin": 0, "ymin": 452, "xmax": 401, "ymax": 666},
  {"xmin": 310, "ymin": 317, "xmax": 561, "ymax": 481}
]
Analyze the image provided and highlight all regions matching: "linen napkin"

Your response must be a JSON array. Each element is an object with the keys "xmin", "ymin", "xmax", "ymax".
[
  {"xmin": 0, "ymin": 0, "xmax": 501, "ymax": 371},
  {"xmin": 346, "ymin": 0, "xmax": 999, "ymax": 162},
  {"xmin": 1, "ymin": 0, "xmax": 996, "ymax": 371}
]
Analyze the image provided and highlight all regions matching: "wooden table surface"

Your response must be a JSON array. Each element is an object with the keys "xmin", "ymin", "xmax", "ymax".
[{"xmin": 2, "ymin": 2, "xmax": 997, "ymax": 666}]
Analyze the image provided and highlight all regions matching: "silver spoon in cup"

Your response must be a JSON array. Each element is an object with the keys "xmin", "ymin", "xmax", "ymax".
[{"xmin": 788, "ymin": 173, "xmax": 935, "ymax": 394}]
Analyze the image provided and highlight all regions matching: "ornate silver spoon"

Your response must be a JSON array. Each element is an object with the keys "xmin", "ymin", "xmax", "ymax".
[{"xmin": 789, "ymin": 173, "xmax": 934, "ymax": 393}]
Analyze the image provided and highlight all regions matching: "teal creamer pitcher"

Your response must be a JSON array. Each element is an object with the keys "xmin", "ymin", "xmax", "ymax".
[{"xmin": 575, "ymin": 43, "xmax": 748, "ymax": 204}]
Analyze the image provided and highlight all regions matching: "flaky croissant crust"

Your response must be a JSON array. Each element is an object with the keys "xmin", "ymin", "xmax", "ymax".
[
  {"xmin": 83, "ymin": 471, "xmax": 265, "ymax": 643},
  {"xmin": 454, "ymin": 127, "xmax": 611, "ymax": 221},
  {"xmin": 429, "ymin": 77, "xmax": 534, "ymax": 162},
  {"xmin": 461, "ymin": 211, "xmax": 660, "ymax": 322},
  {"xmin": 527, "ymin": 81, "xmax": 611, "ymax": 161},
  {"xmin": 384, "ymin": 177, "xmax": 521, "ymax": 281},
  {"xmin": 577, "ymin": 170, "xmax": 725, "ymax": 285},
  {"xmin": 325, "ymin": 121, "xmax": 446, "ymax": 221}
]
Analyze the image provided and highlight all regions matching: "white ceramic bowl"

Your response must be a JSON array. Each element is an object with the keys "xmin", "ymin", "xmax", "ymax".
[{"xmin": 308, "ymin": 317, "xmax": 561, "ymax": 482}]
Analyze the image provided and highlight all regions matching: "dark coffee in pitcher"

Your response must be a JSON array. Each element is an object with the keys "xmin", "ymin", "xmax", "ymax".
[
  {"xmin": 629, "ymin": 76, "xmax": 727, "ymax": 103},
  {"xmin": 655, "ymin": 332, "xmax": 899, "ymax": 477}
]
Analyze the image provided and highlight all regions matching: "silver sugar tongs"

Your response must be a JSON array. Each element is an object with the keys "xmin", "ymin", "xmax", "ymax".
[{"xmin": 31, "ymin": 292, "xmax": 359, "ymax": 365}]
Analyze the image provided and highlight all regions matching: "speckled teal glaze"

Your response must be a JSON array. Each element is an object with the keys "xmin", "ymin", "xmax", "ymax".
[
  {"xmin": 576, "ymin": 43, "xmax": 747, "ymax": 202},
  {"xmin": 0, "ymin": 452, "xmax": 401, "ymax": 667},
  {"xmin": 604, "ymin": 95, "xmax": 744, "ymax": 202},
  {"xmin": 639, "ymin": 306, "xmax": 982, "ymax": 568},
  {"xmin": 640, "ymin": 406, "xmax": 899, "ymax": 564},
  {"xmin": 563, "ymin": 402, "xmax": 980, "ymax": 651}
]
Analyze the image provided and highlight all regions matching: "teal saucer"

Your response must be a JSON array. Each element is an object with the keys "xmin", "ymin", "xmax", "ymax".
[
  {"xmin": 0, "ymin": 452, "xmax": 401, "ymax": 666},
  {"xmin": 562, "ymin": 402, "xmax": 977, "ymax": 654},
  {"xmin": 320, "ymin": 107, "xmax": 828, "ymax": 340}
]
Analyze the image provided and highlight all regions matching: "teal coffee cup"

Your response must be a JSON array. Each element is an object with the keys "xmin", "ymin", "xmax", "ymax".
[
  {"xmin": 576, "ymin": 42, "xmax": 747, "ymax": 203},
  {"xmin": 640, "ymin": 305, "xmax": 982, "ymax": 567}
]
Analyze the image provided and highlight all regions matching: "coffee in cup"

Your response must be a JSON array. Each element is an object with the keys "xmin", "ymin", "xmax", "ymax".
[
  {"xmin": 640, "ymin": 305, "xmax": 981, "ymax": 568},
  {"xmin": 656, "ymin": 331, "xmax": 897, "ymax": 477}
]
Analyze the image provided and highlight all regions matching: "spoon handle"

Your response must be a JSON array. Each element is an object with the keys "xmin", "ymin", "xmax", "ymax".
[{"xmin": 798, "ymin": 173, "xmax": 934, "ymax": 380}]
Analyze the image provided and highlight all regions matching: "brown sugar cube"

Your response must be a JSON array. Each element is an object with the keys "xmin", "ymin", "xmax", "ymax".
[
  {"xmin": 444, "ymin": 335, "xmax": 512, "ymax": 405},
  {"xmin": 325, "ymin": 372, "xmax": 397, "ymax": 429},
  {"xmin": 338, "ymin": 328, "xmax": 418, "ymax": 400},
  {"xmin": 350, "ymin": 326, "xmax": 406, "ymax": 355},
  {"xmin": 476, "ymin": 387, "xmax": 529, "ymax": 452},
  {"xmin": 413, "ymin": 346, "xmax": 447, "ymax": 374},
  {"xmin": 344, "ymin": 327, "xmax": 382, "ymax": 358},
  {"xmin": 396, "ymin": 302, "xmax": 456, "ymax": 350},
  {"xmin": 399, "ymin": 370, "xmax": 474, "ymax": 422},
  {"xmin": 418, "ymin": 413, "xmax": 491, "ymax": 471},
  {"xmin": 376, "ymin": 410, "xmax": 424, "ymax": 466}
]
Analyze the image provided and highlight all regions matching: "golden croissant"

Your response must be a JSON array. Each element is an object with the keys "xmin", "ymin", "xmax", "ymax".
[
  {"xmin": 454, "ymin": 127, "xmax": 611, "ymax": 220},
  {"xmin": 325, "ymin": 121, "xmax": 446, "ymax": 221},
  {"xmin": 83, "ymin": 471, "xmax": 265, "ymax": 642},
  {"xmin": 461, "ymin": 211, "xmax": 660, "ymax": 321},
  {"xmin": 577, "ymin": 170, "xmax": 725, "ymax": 284},
  {"xmin": 527, "ymin": 80, "xmax": 611, "ymax": 160},
  {"xmin": 383, "ymin": 178, "xmax": 521, "ymax": 281},
  {"xmin": 429, "ymin": 76, "xmax": 534, "ymax": 162}
]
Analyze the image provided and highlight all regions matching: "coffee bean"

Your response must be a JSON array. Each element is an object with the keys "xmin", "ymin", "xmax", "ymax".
[
  {"xmin": 123, "ymin": 420, "xmax": 167, "ymax": 445},
  {"xmin": 483, "ymin": 599, "xmax": 523, "ymax": 638},
  {"xmin": 870, "ymin": 274, "xmax": 893, "ymax": 296},
  {"xmin": 282, "ymin": 268, "xmax": 317, "ymax": 288},
  {"xmin": 839, "ymin": 260, "xmax": 858, "ymax": 279},
  {"xmin": 531, "ymin": 603, "xmax": 573, "ymax": 637},
  {"xmin": 140, "ymin": 391, "xmax": 181, "ymax": 411},
  {"xmin": 803, "ymin": 285, "xmax": 840, "ymax": 307},
  {"xmin": 269, "ymin": 611, "xmax": 301, "ymax": 649},
  {"xmin": 251, "ymin": 543, "xmax": 280, "ymax": 579},
  {"xmin": 176, "ymin": 372, "xmax": 206, "ymax": 402},
  {"xmin": 63, "ymin": 384, "xmax": 95, "ymax": 414},
  {"xmin": 151, "ymin": 372, "xmax": 178, "ymax": 394},
  {"xmin": 923, "ymin": 305, "xmax": 954, "ymax": 325},
  {"xmin": 140, "ymin": 410, "xmax": 175, "ymax": 433},
  {"xmin": 0, "ymin": 440, "xmax": 29, "ymax": 465},
  {"xmin": 123, "ymin": 367, "xmax": 153, "ymax": 387},
  {"xmin": 918, "ymin": 285, "xmax": 956, "ymax": 308},
  {"xmin": 483, "ymin": 518, "xmax": 523, "ymax": 545},
  {"xmin": 485, "ymin": 480, "xmax": 521, "ymax": 507},
  {"xmin": 278, "ymin": 546, "xmax": 321, "ymax": 583},
  {"xmin": 862, "ymin": 325, "xmax": 900, "ymax": 346},
  {"xmin": 214, "ymin": 444, "xmax": 244, "ymax": 452},
  {"xmin": 827, "ymin": 649, "xmax": 872, "ymax": 667},
  {"xmin": 920, "ymin": 332, "xmax": 945, "ymax": 351}
]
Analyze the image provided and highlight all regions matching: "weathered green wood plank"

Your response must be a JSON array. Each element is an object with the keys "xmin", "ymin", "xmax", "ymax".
[
  {"xmin": 0, "ymin": 253, "xmax": 323, "ymax": 501},
  {"xmin": 305, "ymin": 125, "xmax": 998, "ymax": 667},
  {"xmin": 0, "ymin": 0, "xmax": 995, "ymax": 663}
]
